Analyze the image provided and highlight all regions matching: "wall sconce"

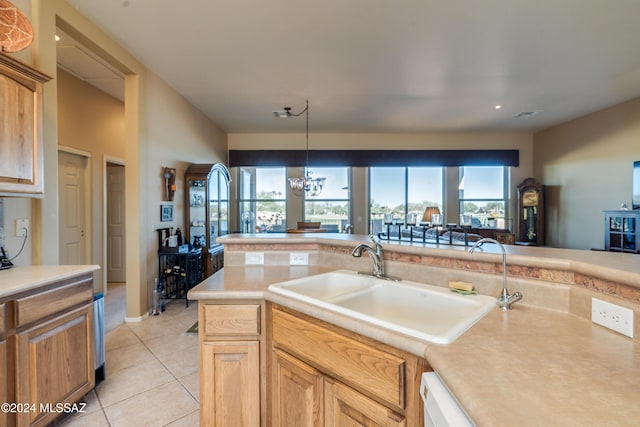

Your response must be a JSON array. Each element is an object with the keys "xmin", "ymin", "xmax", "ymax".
[{"xmin": 163, "ymin": 167, "xmax": 176, "ymax": 201}]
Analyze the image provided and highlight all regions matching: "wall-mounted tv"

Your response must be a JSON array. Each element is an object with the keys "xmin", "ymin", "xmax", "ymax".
[{"xmin": 633, "ymin": 160, "xmax": 640, "ymax": 209}]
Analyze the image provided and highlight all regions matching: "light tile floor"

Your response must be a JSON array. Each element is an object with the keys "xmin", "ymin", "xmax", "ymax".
[{"xmin": 58, "ymin": 298, "xmax": 200, "ymax": 426}]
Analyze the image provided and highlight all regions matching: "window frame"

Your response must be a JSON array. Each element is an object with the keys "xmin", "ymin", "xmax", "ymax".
[
  {"xmin": 368, "ymin": 166, "xmax": 444, "ymax": 233},
  {"xmin": 458, "ymin": 166, "xmax": 509, "ymax": 228},
  {"xmin": 238, "ymin": 167, "xmax": 287, "ymax": 232},
  {"xmin": 303, "ymin": 166, "xmax": 352, "ymax": 233}
]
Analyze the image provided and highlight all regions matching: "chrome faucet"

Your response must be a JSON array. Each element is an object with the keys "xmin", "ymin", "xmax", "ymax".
[
  {"xmin": 469, "ymin": 237, "xmax": 523, "ymax": 310},
  {"xmin": 351, "ymin": 234, "xmax": 385, "ymax": 278}
]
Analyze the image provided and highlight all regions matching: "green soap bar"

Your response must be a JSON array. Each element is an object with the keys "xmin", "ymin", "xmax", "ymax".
[{"xmin": 450, "ymin": 288, "xmax": 477, "ymax": 295}]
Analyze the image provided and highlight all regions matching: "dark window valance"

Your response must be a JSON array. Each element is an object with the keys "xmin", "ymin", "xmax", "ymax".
[{"xmin": 229, "ymin": 149, "xmax": 519, "ymax": 167}]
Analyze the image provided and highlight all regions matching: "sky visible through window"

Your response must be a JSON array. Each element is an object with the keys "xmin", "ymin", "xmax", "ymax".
[{"xmin": 370, "ymin": 167, "xmax": 443, "ymax": 213}]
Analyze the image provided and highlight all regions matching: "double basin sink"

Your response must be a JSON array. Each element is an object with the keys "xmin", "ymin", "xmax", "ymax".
[{"xmin": 268, "ymin": 269, "xmax": 495, "ymax": 344}]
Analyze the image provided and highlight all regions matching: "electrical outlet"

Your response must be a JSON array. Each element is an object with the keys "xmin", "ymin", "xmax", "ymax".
[
  {"xmin": 15, "ymin": 219, "xmax": 29, "ymax": 237},
  {"xmin": 592, "ymin": 298, "xmax": 634, "ymax": 338},
  {"xmin": 245, "ymin": 252, "xmax": 264, "ymax": 265},
  {"xmin": 290, "ymin": 252, "xmax": 309, "ymax": 265}
]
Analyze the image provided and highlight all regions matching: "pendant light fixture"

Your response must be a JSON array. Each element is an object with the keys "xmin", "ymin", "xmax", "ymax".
[{"xmin": 274, "ymin": 100, "xmax": 325, "ymax": 196}]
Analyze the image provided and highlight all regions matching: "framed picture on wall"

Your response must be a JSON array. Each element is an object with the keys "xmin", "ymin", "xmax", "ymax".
[{"xmin": 160, "ymin": 204, "xmax": 173, "ymax": 222}]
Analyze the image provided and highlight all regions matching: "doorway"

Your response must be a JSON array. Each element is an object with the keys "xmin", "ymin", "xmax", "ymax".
[
  {"xmin": 106, "ymin": 162, "xmax": 126, "ymax": 283},
  {"xmin": 58, "ymin": 149, "xmax": 90, "ymax": 265}
]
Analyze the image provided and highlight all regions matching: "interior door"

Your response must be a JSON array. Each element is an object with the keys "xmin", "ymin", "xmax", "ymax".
[
  {"xmin": 58, "ymin": 151, "xmax": 88, "ymax": 265},
  {"xmin": 107, "ymin": 163, "xmax": 125, "ymax": 282}
]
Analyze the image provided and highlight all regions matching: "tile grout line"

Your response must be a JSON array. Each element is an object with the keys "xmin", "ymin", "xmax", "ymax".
[{"xmin": 75, "ymin": 299, "xmax": 198, "ymax": 426}]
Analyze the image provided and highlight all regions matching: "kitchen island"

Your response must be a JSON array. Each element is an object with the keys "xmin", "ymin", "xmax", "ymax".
[{"xmin": 189, "ymin": 233, "xmax": 640, "ymax": 426}]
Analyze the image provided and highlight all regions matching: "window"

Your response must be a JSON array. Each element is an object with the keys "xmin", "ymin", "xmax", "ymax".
[
  {"xmin": 369, "ymin": 167, "xmax": 443, "ymax": 234},
  {"xmin": 304, "ymin": 167, "xmax": 351, "ymax": 232},
  {"xmin": 459, "ymin": 166, "xmax": 507, "ymax": 227},
  {"xmin": 238, "ymin": 167, "xmax": 287, "ymax": 232}
]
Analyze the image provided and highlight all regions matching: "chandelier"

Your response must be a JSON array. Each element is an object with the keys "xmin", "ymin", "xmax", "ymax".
[{"xmin": 274, "ymin": 100, "xmax": 326, "ymax": 196}]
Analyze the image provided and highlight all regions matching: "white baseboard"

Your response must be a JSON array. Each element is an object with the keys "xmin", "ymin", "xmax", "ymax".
[{"xmin": 124, "ymin": 312, "xmax": 149, "ymax": 323}]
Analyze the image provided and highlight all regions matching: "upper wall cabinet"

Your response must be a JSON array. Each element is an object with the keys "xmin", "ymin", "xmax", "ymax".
[{"xmin": 0, "ymin": 53, "xmax": 51, "ymax": 197}]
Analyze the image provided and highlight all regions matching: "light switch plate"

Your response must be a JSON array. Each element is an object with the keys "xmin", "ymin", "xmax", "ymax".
[
  {"xmin": 592, "ymin": 298, "xmax": 634, "ymax": 338},
  {"xmin": 245, "ymin": 252, "xmax": 264, "ymax": 265}
]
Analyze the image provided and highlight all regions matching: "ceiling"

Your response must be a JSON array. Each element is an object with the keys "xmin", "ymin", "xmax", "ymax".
[{"xmin": 61, "ymin": 0, "xmax": 640, "ymax": 134}]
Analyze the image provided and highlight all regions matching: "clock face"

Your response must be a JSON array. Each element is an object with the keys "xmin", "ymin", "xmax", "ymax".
[{"xmin": 523, "ymin": 190, "xmax": 539, "ymax": 207}]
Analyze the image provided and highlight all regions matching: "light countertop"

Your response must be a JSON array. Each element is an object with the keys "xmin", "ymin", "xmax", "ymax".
[
  {"xmin": 219, "ymin": 233, "xmax": 640, "ymax": 289},
  {"xmin": 189, "ymin": 261, "xmax": 640, "ymax": 426},
  {"xmin": 426, "ymin": 305, "xmax": 640, "ymax": 426},
  {"xmin": 188, "ymin": 264, "xmax": 333, "ymax": 300},
  {"xmin": 0, "ymin": 265, "xmax": 100, "ymax": 298}
]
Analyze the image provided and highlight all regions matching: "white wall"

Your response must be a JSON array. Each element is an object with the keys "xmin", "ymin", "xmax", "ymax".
[
  {"xmin": 534, "ymin": 97, "xmax": 640, "ymax": 249},
  {"xmin": 0, "ymin": 0, "xmax": 227, "ymax": 318}
]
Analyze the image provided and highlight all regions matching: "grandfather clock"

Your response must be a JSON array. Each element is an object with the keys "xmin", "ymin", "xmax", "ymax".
[{"xmin": 517, "ymin": 178, "xmax": 545, "ymax": 246}]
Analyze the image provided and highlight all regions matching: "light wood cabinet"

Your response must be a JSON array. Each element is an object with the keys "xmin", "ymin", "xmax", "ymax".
[
  {"xmin": 15, "ymin": 305, "xmax": 93, "ymax": 427},
  {"xmin": 272, "ymin": 349, "xmax": 324, "ymax": 426},
  {"xmin": 0, "ymin": 53, "xmax": 51, "ymax": 197},
  {"xmin": 0, "ymin": 302, "xmax": 7, "ymax": 427},
  {"xmin": 0, "ymin": 339, "xmax": 7, "ymax": 427},
  {"xmin": 201, "ymin": 340, "xmax": 260, "ymax": 426},
  {"xmin": 270, "ymin": 305, "xmax": 427, "ymax": 426},
  {"xmin": 325, "ymin": 378, "xmax": 406, "ymax": 426},
  {"xmin": 199, "ymin": 301, "xmax": 264, "ymax": 427},
  {"xmin": 1, "ymin": 271, "xmax": 94, "ymax": 427}
]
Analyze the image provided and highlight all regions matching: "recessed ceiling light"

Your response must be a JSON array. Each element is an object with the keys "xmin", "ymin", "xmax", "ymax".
[
  {"xmin": 513, "ymin": 111, "xmax": 539, "ymax": 118},
  {"xmin": 495, "ymin": 105, "xmax": 502, "ymax": 109},
  {"xmin": 54, "ymin": 34, "xmax": 61, "ymax": 42}
]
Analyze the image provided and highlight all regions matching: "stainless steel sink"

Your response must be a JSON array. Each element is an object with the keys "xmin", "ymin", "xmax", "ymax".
[{"xmin": 268, "ymin": 270, "xmax": 495, "ymax": 344}]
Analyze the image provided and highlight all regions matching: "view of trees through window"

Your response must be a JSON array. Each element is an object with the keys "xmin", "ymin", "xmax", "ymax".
[
  {"xmin": 236, "ymin": 165, "xmax": 508, "ymax": 233},
  {"xmin": 369, "ymin": 167, "xmax": 443, "ymax": 234},
  {"xmin": 459, "ymin": 166, "xmax": 506, "ymax": 227},
  {"xmin": 238, "ymin": 167, "xmax": 286, "ymax": 232},
  {"xmin": 304, "ymin": 167, "xmax": 350, "ymax": 232}
]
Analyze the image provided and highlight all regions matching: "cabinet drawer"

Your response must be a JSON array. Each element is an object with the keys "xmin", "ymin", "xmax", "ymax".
[
  {"xmin": 15, "ymin": 277, "xmax": 93, "ymax": 327},
  {"xmin": 272, "ymin": 308, "xmax": 406, "ymax": 409},
  {"xmin": 202, "ymin": 304, "xmax": 260, "ymax": 336}
]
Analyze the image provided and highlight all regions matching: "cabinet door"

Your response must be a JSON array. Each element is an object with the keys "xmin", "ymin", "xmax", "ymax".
[
  {"xmin": 201, "ymin": 340, "xmax": 260, "ymax": 427},
  {"xmin": 325, "ymin": 379, "xmax": 406, "ymax": 427},
  {"xmin": 272, "ymin": 349, "xmax": 324, "ymax": 427},
  {"xmin": 15, "ymin": 304, "xmax": 94, "ymax": 427},
  {"xmin": 0, "ymin": 56, "xmax": 49, "ymax": 196},
  {"xmin": 0, "ymin": 339, "xmax": 7, "ymax": 427}
]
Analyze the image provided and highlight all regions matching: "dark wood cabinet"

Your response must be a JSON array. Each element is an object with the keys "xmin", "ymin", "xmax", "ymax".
[
  {"xmin": 185, "ymin": 163, "xmax": 230, "ymax": 278},
  {"xmin": 158, "ymin": 248, "xmax": 203, "ymax": 306},
  {"xmin": 604, "ymin": 210, "xmax": 640, "ymax": 253},
  {"xmin": 517, "ymin": 178, "xmax": 545, "ymax": 246}
]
